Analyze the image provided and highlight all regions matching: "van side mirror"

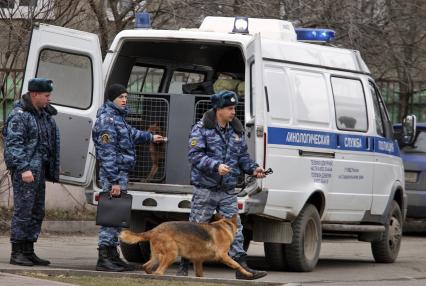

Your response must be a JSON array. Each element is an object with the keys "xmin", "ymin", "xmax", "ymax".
[{"xmin": 402, "ymin": 114, "xmax": 416, "ymax": 145}]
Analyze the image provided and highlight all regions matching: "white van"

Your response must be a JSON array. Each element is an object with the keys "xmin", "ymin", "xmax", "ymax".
[{"xmin": 22, "ymin": 16, "xmax": 411, "ymax": 271}]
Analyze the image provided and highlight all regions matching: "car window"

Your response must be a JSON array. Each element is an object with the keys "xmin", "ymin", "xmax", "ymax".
[
  {"xmin": 169, "ymin": 71, "xmax": 205, "ymax": 93},
  {"xmin": 331, "ymin": 77, "xmax": 368, "ymax": 132},
  {"xmin": 37, "ymin": 49, "xmax": 93, "ymax": 109},
  {"xmin": 401, "ymin": 131, "xmax": 426, "ymax": 153},
  {"xmin": 128, "ymin": 65, "xmax": 164, "ymax": 93}
]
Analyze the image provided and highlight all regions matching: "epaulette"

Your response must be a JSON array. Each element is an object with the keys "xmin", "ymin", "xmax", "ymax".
[
  {"xmin": 15, "ymin": 107, "xmax": 24, "ymax": 114},
  {"xmin": 101, "ymin": 115, "xmax": 114, "ymax": 124}
]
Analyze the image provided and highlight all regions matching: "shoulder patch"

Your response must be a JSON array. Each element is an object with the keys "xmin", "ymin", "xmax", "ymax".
[
  {"xmin": 190, "ymin": 138, "xmax": 197, "ymax": 147},
  {"xmin": 11, "ymin": 122, "xmax": 19, "ymax": 132},
  {"xmin": 100, "ymin": 132, "xmax": 111, "ymax": 144}
]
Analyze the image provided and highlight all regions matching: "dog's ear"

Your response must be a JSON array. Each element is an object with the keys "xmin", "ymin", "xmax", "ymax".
[{"xmin": 212, "ymin": 213, "xmax": 224, "ymax": 221}]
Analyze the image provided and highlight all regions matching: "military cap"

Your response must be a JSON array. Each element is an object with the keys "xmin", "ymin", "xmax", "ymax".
[
  {"xmin": 28, "ymin": 77, "xmax": 53, "ymax": 92},
  {"xmin": 211, "ymin": 90, "xmax": 238, "ymax": 109},
  {"xmin": 107, "ymin": 84, "xmax": 128, "ymax": 101}
]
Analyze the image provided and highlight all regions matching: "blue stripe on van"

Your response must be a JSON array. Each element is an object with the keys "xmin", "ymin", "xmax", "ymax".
[{"xmin": 267, "ymin": 127, "xmax": 400, "ymax": 157}]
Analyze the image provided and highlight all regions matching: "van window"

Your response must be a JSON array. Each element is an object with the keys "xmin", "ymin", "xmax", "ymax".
[
  {"xmin": 331, "ymin": 77, "xmax": 368, "ymax": 132},
  {"xmin": 37, "ymin": 49, "xmax": 92, "ymax": 109},
  {"xmin": 264, "ymin": 65, "xmax": 291, "ymax": 123},
  {"xmin": 169, "ymin": 71, "xmax": 204, "ymax": 93},
  {"xmin": 293, "ymin": 70, "xmax": 330, "ymax": 125},
  {"xmin": 369, "ymin": 81, "xmax": 392, "ymax": 138},
  {"xmin": 128, "ymin": 65, "xmax": 164, "ymax": 93},
  {"xmin": 249, "ymin": 62, "xmax": 254, "ymax": 116},
  {"xmin": 369, "ymin": 83, "xmax": 385, "ymax": 136}
]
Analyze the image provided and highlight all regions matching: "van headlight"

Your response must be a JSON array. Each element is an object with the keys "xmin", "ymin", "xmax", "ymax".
[{"xmin": 405, "ymin": 171, "xmax": 418, "ymax": 183}]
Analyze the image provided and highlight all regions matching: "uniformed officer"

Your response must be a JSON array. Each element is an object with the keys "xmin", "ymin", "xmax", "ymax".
[
  {"xmin": 3, "ymin": 77, "xmax": 60, "ymax": 266},
  {"xmin": 178, "ymin": 90, "xmax": 267, "ymax": 280},
  {"xmin": 92, "ymin": 83, "xmax": 163, "ymax": 272}
]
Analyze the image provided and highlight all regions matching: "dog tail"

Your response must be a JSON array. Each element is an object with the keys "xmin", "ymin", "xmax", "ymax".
[{"xmin": 119, "ymin": 230, "xmax": 151, "ymax": 244}]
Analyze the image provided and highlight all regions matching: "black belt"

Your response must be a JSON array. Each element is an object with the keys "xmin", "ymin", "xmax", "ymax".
[{"xmin": 198, "ymin": 185, "xmax": 234, "ymax": 192}]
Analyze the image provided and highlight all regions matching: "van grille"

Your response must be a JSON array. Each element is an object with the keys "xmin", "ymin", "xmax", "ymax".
[{"xmin": 126, "ymin": 94, "xmax": 169, "ymax": 182}]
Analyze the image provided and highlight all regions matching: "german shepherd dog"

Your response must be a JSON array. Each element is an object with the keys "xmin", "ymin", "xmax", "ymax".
[
  {"xmin": 119, "ymin": 214, "xmax": 253, "ymax": 278},
  {"xmin": 145, "ymin": 123, "xmax": 165, "ymax": 182}
]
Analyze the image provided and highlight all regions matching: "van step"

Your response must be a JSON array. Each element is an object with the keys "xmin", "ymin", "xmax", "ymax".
[{"xmin": 322, "ymin": 224, "xmax": 385, "ymax": 232}]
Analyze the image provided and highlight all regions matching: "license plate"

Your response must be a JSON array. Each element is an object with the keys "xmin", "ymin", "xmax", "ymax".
[{"xmin": 405, "ymin": 171, "xmax": 418, "ymax": 183}]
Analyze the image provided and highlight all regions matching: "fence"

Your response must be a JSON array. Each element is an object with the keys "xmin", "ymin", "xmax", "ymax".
[
  {"xmin": 0, "ymin": 69, "xmax": 23, "ymax": 123},
  {"xmin": 378, "ymin": 80, "xmax": 426, "ymax": 123}
]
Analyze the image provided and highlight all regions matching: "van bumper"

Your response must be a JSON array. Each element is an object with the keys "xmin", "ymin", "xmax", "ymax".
[
  {"xmin": 85, "ymin": 187, "xmax": 252, "ymax": 214},
  {"xmin": 407, "ymin": 189, "xmax": 426, "ymax": 218}
]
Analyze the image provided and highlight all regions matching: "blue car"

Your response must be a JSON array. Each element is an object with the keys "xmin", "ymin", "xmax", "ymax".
[{"xmin": 394, "ymin": 123, "xmax": 426, "ymax": 218}]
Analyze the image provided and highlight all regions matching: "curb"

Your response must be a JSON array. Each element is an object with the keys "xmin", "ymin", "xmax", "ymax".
[
  {"xmin": 41, "ymin": 221, "xmax": 98, "ymax": 234},
  {"xmin": 1, "ymin": 221, "xmax": 99, "ymax": 235},
  {"xmin": 0, "ymin": 268, "xmax": 299, "ymax": 286}
]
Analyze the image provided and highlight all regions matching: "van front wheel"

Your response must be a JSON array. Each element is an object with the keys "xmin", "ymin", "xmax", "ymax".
[
  {"xmin": 285, "ymin": 204, "xmax": 321, "ymax": 272},
  {"xmin": 371, "ymin": 201, "xmax": 402, "ymax": 263}
]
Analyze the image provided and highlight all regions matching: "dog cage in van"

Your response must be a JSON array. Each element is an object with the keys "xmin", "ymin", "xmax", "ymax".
[
  {"xmin": 106, "ymin": 39, "xmax": 246, "ymax": 186},
  {"xmin": 124, "ymin": 93, "xmax": 245, "ymax": 184}
]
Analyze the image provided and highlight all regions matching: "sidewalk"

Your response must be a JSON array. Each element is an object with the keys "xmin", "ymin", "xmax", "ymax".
[{"xmin": 0, "ymin": 272, "xmax": 76, "ymax": 286}]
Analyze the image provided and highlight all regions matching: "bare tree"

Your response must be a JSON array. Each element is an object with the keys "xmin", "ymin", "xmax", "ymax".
[
  {"xmin": 278, "ymin": 0, "xmax": 426, "ymax": 120},
  {"xmin": 0, "ymin": 0, "xmax": 86, "ymax": 112}
]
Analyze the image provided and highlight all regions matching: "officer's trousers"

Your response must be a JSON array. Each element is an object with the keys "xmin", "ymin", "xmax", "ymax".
[
  {"xmin": 189, "ymin": 187, "xmax": 245, "ymax": 259},
  {"xmin": 97, "ymin": 172, "xmax": 128, "ymax": 247},
  {"xmin": 10, "ymin": 169, "xmax": 46, "ymax": 243}
]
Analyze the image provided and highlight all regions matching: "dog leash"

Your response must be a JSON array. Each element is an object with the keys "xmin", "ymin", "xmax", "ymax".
[{"xmin": 226, "ymin": 168, "xmax": 273, "ymax": 196}]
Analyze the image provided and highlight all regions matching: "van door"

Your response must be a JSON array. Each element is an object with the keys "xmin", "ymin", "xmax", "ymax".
[
  {"xmin": 22, "ymin": 23, "xmax": 103, "ymax": 187},
  {"xmin": 368, "ymin": 81, "xmax": 401, "ymax": 215},
  {"xmin": 327, "ymin": 76, "xmax": 374, "ymax": 221},
  {"xmin": 245, "ymin": 33, "xmax": 266, "ymax": 166}
]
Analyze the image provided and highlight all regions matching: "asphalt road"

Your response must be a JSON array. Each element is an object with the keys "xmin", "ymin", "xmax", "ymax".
[{"xmin": 0, "ymin": 233, "xmax": 425, "ymax": 285}]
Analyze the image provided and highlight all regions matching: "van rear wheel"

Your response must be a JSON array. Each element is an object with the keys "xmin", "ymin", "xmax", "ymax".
[
  {"xmin": 120, "ymin": 213, "xmax": 152, "ymax": 263},
  {"xmin": 371, "ymin": 201, "xmax": 402, "ymax": 263},
  {"xmin": 285, "ymin": 204, "xmax": 321, "ymax": 272},
  {"xmin": 264, "ymin": 242, "xmax": 288, "ymax": 270},
  {"xmin": 120, "ymin": 241, "xmax": 150, "ymax": 263}
]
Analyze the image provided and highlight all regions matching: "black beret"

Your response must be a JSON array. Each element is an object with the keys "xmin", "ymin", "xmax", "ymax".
[
  {"xmin": 211, "ymin": 90, "xmax": 238, "ymax": 109},
  {"xmin": 107, "ymin": 84, "xmax": 128, "ymax": 101},
  {"xmin": 28, "ymin": 78, "xmax": 53, "ymax": 92}
]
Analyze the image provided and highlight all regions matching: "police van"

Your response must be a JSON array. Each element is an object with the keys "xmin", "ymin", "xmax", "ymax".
[{"xmin": 22, "ymin": 15, "xmax": 416, "ymax": 271}]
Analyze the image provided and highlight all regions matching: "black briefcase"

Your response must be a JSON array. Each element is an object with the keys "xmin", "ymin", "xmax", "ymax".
[{"xmin": 96, "ymin": 192, "xmax": 132, "ymax": 228}]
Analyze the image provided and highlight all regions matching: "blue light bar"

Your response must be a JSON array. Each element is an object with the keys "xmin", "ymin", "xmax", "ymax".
[
  {"xmin": 295, "ymin": 28, "xmax": 335, "ymax": 42},
  {"xmin": 135, "ymin": 12, "xmax": 151, "ymax": 29}
]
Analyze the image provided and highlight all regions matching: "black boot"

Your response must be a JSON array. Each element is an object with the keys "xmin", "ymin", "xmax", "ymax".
[
  {"xmin": 10, "ymin": 242, "xmax": 34, "ymax": 266},
  {"xmin": 96, "ymin": 245, "xmax": 125, "ymax": 272},
  {"xmin": 176, "ymin": 257, "xmax": 190, "ymax": 276},
  {"xmin": 234, "ymin": 255, "xmax": 267, "ymax": 280},
  {"xmin": 23, "ymin": 241, "xmax": 50, "ymax": 266},
  {"xmin": 109, "ymin": 246, "xmax": 135, "ymax": 271}
]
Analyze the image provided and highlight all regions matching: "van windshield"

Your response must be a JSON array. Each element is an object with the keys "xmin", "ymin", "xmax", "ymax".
[{"xmin": 401, "ymin": 130, "xmax": 426, "ymax": 153}]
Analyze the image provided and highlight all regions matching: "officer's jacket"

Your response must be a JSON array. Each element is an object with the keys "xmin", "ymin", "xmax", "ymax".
[
  {"xmin": 188, "ymin": 109, "xmax": 258, "ymax": 190},
  {"xmin": 92, "ymin": 101, "xmax": 153, "ymax": 187},
  {"xmin": 3, "ymin": 93, "xmax": 60, "ymax": 182}
]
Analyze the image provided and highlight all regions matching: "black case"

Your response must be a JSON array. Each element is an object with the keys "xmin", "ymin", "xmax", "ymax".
[{"xmin": 96, "ymin": 192, "xmax": 132, "ymax": 228}]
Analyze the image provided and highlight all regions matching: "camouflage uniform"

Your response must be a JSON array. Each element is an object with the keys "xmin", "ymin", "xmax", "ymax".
[
  {"xmin": 92, "ymin": 100, "xmax": 153, "ymax": 247},
  {"xmin": 3, "ymin": 93, "xmax": 60, "ymax": 243},
  {"xmin": 188, "ymin": 108, "xmax": 257, "ymax": 258}
]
